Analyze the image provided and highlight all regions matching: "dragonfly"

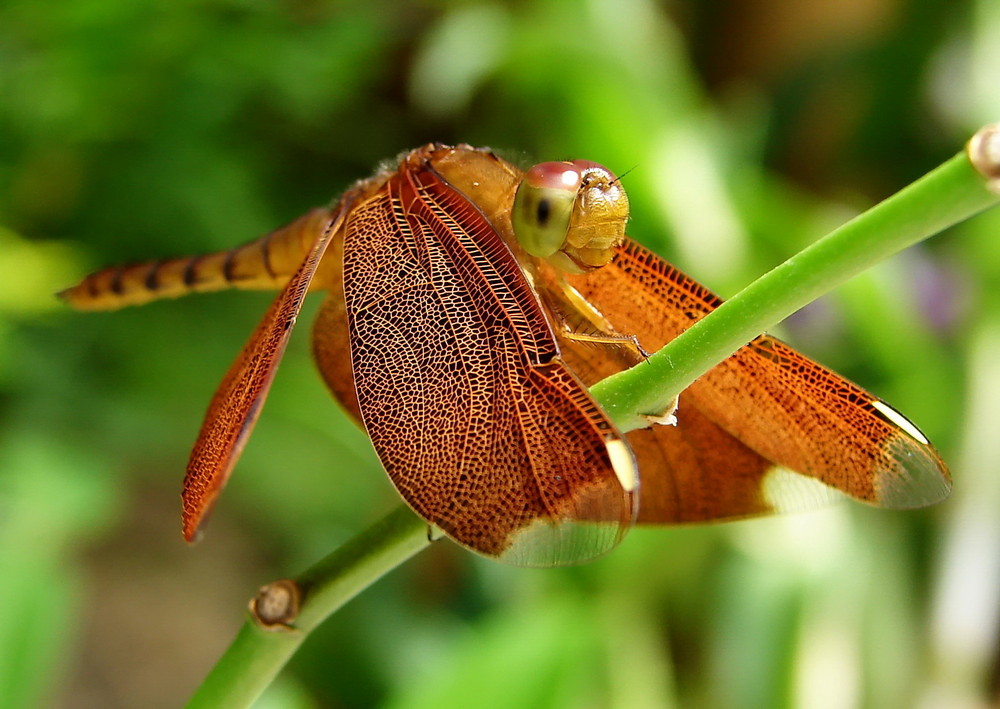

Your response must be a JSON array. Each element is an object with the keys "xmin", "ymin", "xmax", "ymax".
[{"xmin": 61, "ymin": 143, "xmax": 951, "ymax": 566}]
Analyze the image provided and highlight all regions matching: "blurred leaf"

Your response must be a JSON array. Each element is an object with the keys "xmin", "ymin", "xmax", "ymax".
[
  {"xmin": 0, "ymin": 435, "xmax": 119, "ymax": 708},
  {"xmin": 0, "ymin": 227, "xmax": 83, "ymax": 316},
  {"xmin": 384, "ymin": 594, "xmax": 602, "ymax": 709}
]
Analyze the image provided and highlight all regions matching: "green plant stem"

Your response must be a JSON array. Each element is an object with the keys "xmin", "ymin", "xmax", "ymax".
[
  {"xmin": 187, "ymin": 147, "xmax": 1000, "ymax": 708},
  {"xmin": 592, "ymin": 150, "xmax": 1000, "ymax": 432},
  {"xmin": 185, "ymin": 505, "xmax": 430, "ymax": 709}
]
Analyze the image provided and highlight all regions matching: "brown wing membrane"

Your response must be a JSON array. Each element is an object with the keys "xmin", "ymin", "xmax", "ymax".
[
  {"xmin": 552, "ymin": 324, "xmax": 797, "ymax": 523},
  {"xmin": 181, "ymin": 207, "xmax": 347, "ymax": 541},
  {"xmin": 342, "ymin": 157, "xmax": 637, "ymax": 566},
  {"xmin": 553, "ymin": 238, "xmax": 950, "ymax": 524}
]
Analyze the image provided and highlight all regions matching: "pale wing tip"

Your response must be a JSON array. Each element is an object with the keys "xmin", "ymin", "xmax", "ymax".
[
  {"xmin": 433, "ymin": 477, "xmax": 635, "ymax": 567},
  {"xmin": 498, "ymin": 456, "xmax": 637, "ymax": 566},
  {"xmin": 475, "ymin": 436, "xmax": 638, "ymax": 567},
  {"xmin": 873, "ymin": 433, "xmax": 952, "ymax": 509},
  {"xmin": 498, "ymin": 516, "xmax": 631, "ymax": 567}
]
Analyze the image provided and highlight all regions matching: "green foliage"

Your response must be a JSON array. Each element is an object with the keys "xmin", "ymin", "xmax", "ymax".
[{"xmin": 2, "ymin": 0, "xmax": 999, "ymax": 707}]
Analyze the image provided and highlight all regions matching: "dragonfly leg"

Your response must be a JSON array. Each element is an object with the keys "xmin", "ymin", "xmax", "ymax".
[{"xmin": 558, "ymin": 328, "xmax": 651, "ymax": 359}]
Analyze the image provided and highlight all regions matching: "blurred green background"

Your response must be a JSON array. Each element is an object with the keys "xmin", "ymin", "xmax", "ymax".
[{"xmin": 3, "ymin": 0, "xmax": 999, "ymax": 707}]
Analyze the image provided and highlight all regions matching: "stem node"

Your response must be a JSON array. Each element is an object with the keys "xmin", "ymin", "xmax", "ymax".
[{"xmin": 249, "ymin": 579, "xmax": 302, "ymax": 631}]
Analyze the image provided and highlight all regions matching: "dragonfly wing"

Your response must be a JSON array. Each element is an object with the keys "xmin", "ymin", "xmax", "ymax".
[
  {"xmin": 555, "ymin": 238, "xmax": 950, "ymax": 524},
  {"xmin": 342, "ymin": 160, "xmax": 637, "ymax": 566},
  {"xmin": 181, "ymin": 206, "xmax": 346, "ymax": 541}
]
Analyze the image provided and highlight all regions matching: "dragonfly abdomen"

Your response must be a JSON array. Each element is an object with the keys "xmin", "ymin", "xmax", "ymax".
[{"xmin": 60, "ymin": 208, "xmax": 333, "ymax": 311}]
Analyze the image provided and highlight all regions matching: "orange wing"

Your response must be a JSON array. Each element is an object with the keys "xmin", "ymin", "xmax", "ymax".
[
  {"xmin": 181, "ymin": 206, "xmax": 348, "ymax": 541},
  {"xmin": 553, "ymin": 238, "xmax": 951, "ymax": 524},
  {"xmin": 339, "ymin": 157, "xmax": 637, "ymax": 566}
]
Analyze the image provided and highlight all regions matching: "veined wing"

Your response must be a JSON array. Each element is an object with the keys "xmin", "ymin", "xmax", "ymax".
[
  {"xmin": 554, "ymin": 238, "xmax": 950, "ymax": 523},
  {"xmin": 181, "ymin": 206, "xmax": 348, "ymax": 541},
  {"xmin": 342, "ymin": 157, "xmax": 637, "ymax": 566}
]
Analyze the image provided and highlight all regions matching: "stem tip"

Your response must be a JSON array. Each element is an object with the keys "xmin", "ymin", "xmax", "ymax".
[{"xmin": 967, "ymin": 123, "xmax": 1000, "ymax": 194}]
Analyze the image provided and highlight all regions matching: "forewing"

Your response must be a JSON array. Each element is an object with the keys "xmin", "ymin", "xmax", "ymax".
[
  {"xmin": 556, "ymin": 238, "xmax": 950, "ymax": 524},
  {"xmin": 342, "ymin": 162, "xmax": 636, "ymax": 566},
  {"xmin": 181, "ymin": 207, "xmax": 346, "ymax": 541}
]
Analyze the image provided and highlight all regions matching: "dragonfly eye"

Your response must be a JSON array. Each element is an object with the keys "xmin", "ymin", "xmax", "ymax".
[{"xmin": 512, "ymin": 162, "xmax": 583, "ymax": 258}]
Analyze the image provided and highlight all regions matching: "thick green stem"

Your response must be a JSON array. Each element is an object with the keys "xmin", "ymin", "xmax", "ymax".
[
  {"xmin": 592, "ymin": 150, "xmax": 1000, "ymax": 432},
  {"xmin": 185, "ymin": 505, "xmax": 430, "ymax": 709}
]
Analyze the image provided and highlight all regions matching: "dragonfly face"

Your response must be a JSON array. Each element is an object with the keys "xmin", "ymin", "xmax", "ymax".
[{"xmin": 61, "ymin": 143, "xmax": 951, "ymax": 566}]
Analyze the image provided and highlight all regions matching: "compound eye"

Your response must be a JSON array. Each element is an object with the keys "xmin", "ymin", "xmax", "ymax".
[{"xmin": 512, "ymin": 162, "xmax": 583, "ymax": 258}]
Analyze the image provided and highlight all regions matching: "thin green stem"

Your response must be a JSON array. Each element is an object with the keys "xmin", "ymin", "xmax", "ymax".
[
  {"xmin": 185, "ymin": 505, "xmax": 430, "ymax": 709},
  {"xmin": 592, "ymin": 150, "xmax": 1000, "ymax": 432},
  {"xmin": 186, "ymin": 141, "xmax": 1000, "ymax": 708}
]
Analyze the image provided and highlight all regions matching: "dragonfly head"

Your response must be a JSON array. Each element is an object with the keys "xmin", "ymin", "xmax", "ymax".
[{"xmin": 512, "ymin": 160, "xmax": 629, "ymax": 274}]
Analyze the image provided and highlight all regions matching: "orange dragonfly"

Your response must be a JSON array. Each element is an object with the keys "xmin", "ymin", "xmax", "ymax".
[{"xmin": 61, "ymin": 143, "xmax": 951, "ymax": 566}]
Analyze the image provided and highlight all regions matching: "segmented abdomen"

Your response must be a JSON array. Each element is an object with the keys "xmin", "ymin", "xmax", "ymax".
[{"xmin": 60, "ymin": 208, "xmax": 333, "ymax": 311}]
